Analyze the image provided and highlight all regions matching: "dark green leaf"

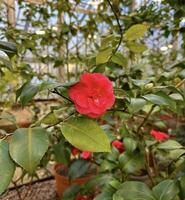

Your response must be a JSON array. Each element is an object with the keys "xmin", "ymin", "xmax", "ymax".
[
  {"xmin": 153, "ymin": 180, "xmax": 179, "ymax": 200},
  {"xmin": 68, "ymin": 159, "xmax": 90, "ymax": 180},
  {"xmin": 0, "ymin": 140, "xmax": 15, "ymax": 195},
  {"xmin": 113, "ymin": 181, "xmax": 156, "ymax": 200},
  {"xmin": 9, "ymin": 127, "xmax": 49, "ymax": 174}
]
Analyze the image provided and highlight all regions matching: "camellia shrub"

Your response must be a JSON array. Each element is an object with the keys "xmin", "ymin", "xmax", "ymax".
[{"xmin": 0, "ymin": 1, "xmax": 185, "ymax": 200}]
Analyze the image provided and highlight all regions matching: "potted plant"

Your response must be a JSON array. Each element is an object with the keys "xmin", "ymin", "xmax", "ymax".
[{"xmin": 52, "ymin": 142, "xmax": 96, "ymax": 198}]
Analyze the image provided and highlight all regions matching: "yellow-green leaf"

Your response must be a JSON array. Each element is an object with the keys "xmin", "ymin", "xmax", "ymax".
[
  {"xmin": 124, "ymin": 24, "xmax": 149, "ymax": 41},
  {"xmin": 61, "ymin": 117, "xmax": 111, "ymax": 152}
]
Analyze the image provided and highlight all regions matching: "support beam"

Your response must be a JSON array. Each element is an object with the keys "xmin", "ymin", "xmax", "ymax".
[
  {"xmin": 26, "ymin": 0, "xmax": 45, "ymax": 5},
  {"xmin": 6, "ymin": 0, "xmax": 16, "ymax": 27}
]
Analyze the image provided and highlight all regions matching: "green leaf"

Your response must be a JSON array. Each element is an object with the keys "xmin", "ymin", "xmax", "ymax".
[
  {"xmin": 16, "ymin": 82, "xmax": 40, "ymax": 106},
  {"xmin": 178, "ymin": 176, "xmax": 185, "ymax": 199},
  {"xmin": 119, "ymin": 152, "xmax": 144, "ymax": 174},
  {"xmin": 124, "ymin": 137, "xmax": 137, "ymax": 153},
  {"xmin": 9, "ymin": 127, "xmax": 49, "ymax": 174},
  {"xmin": 0, "ymin": 56, "xmax": 12, "ymax": 70},
  {"xmin": 60, "ymin": 117, "xmax": 111, "ymax": 152},
  {"xmin": 153, "ymin": 180, "xmax": 179, "ymax": 200},
  {"xmin": 143, "ymin": 91, "xmax": 176, "ymax": 110},
  {"xmin": 132, "ymin": 79, "xmax": 151, "ymax": 87},
  {"xmin": 0, "ymin": 41, "xmax": 17, "ymax": 58},
  {"xmin": 84, "ymin": 174, "xmax": 114, "ymax": 193},
  {"xmin": 111, "ymin": 52, "xmax": 127, "ymax": 67},
  {"xmin": 100, "ymin": 160, "xmax": 117, "ymax": 172},
  {"xmin": 53, "ymin": 141, "xmax": 70, "ymax": 164},
  {"xmin": 40, "ymin": 112, "xmax": 58, "ymax": 125},
  {"xmin": 127, "ymin": 42, "xmax": 147, "ymax": 53},
  {"xmin": 101, "ymin": 34, "xmax": 115, "ymax": 48},
  {"xmin": 124, "ymin": 24, "xmax": 149, "ymax": 41},
  {"xmin": 113, "ymin": 181, "xmax": 156, "ymax": 200},
  {"xmin": 0, "ymin": 140, "xmax": 15, "ymax": 195},
  {"xmin": 157, "ymin": 140, "xmax": 183, "ymax": 150},
  {"xmin": 94, "ymin": 184, "xmax": 116, "ymax": 200},
  {"xmin": 128, "ymin": 98, "xmax": 146, "ymax": 113},
  {"xmin": 96, "ymin": 48, "xmax": 112, "ymax": 65},
  {"xmin": 16, "ymin": 81, "xmax": 57, "ymax": 106},
  {"xmin": 68, "ymin": 159, "xmax": 90, "ymax": 180},
  {"xmin": 62, "ymin": 184, "xmax": 81, "ymax": 200}
]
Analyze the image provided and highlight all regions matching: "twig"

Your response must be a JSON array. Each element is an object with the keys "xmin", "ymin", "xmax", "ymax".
[
  {"xmin": 136, "ymin": 105, "xmax": 155, "ymax": 136},
  {"xmin": 106, "ymin": 0, "xmax": 123, "ymax": 60},
  {"xmin": 11, "ymin": 181, "xmax": 22, "ymax": 200},
  {"xmin": 49, "ymin": 88, "xmax": 73, "ymax": 103},
  {"xmin": 45, "ymin": 112, "xmax": 75, "ymax": 129},
  {"xmin": 145, "ymin": 148, "xmax": 156, "ymax": 186}
]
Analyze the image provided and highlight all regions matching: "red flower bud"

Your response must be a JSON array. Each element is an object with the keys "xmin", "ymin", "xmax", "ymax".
[
  {"xmin": 72, "ymin": 147, "xmax": 81, "ymax": 156},
  {"xmin": 150, "ymin": 129, "xmax": 169, "ymax": 141},
  {"xmin": 81, "ymin": 151, "xmax": 92, "ymax": 160},
  {"xmin": 112, "ymin": 140, "xmax": 124, "ymax": 153}
]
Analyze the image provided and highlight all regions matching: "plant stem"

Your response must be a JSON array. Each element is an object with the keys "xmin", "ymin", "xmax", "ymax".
[
  {"xmin": 144, "ymin": 148, "xmax": 156, "ymax": 186},
  {"xmin": 45, "ymin": 112, "xmax": 75, "ymax": 129},
  {"xmin": 12, "ymin": 181, "xmax": 22, "ymax": 200},
  {"xmin": 50, "ymin": 88, "xmax": 73, "ymax": 103},
  {"xmin": 136, "ymin": 105, "xmax": 155, "ymax": 136},
  {"xmin": 106, "ymin": 0, "xmax": 123, "ymax": 59}
]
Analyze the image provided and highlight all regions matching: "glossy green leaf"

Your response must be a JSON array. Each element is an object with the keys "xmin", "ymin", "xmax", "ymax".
[
  {"xmin": 124, "ymin": 137, "xmax": 137, "ymax": 153},
  {"xmin": 53, "ymin": 141, "xmax": 70, "ymax": 164},
  {"xmin": 153, "ymin": 180, "xmax": 179, "ymax": 200},
  {"xmin": 9, "ymin": 127, "xmax": 49, "ymax": 174},
  {"xmin": 0, "ymin": 56, "xmax": 12, "ymax": 70},
  {"xmin": 157, "ymin": 140, "xmax": 183, "ymax": 150},
  {"xmin": 0, "ymin": 41, "xmax": 17, "ymax": 57},
  {"xmin": 68, "ymin": 159, "xmax": 90, "ymax": 180},
  {"xmin": 16, "ymin": 82, "xmax": 40, "ymax": 106},
  {"xmin": 111, "ymin": 52, "xmax": 127, "ymax": 67},
  {"xmin": 94, "ymin": 184, "xmax": 116, "ymax": 200},
  {"xmin": 96, "ymin": 48, "xmax": 112, "ymax": 64},
  {"xmin": 119, "ymin": 152, "xmax": 144, "ymax": 174},
  {"xmin": 124, "ymin": 24, "xmax": 149, "ymax": 41},
  {"xmin": 60, "ymin": 117, "xmax": 111, "ymax": 152},
  {"xmin": 127, "ymin": 42, "xmax": 147, "ymax": 53},
  {"xmin": 0, "ymin": 140, "xmax": 15, "ymax": 195},
  {"xmin": 63, "ymin": 184, "xmax": 81, "ymax": 200},
  {"xmin": 113, "ymin": 181, "xmax": 156, "ymax": 200},
  {"xmin": 178, "ymin": 176, "xmax": 185, "ymax": 199},
  {"xmin": 40, "ymin": 112, "xmax": 58, "ymax": 125},
  {"xmin": 128, "ymin": 98, "xmax": 146, "ymax": 113},
  {"xmin": 143, "ymin": 91, "xmax": 176, "ymax": 110}
]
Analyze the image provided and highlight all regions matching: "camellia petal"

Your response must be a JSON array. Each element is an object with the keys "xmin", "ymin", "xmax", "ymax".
[{"xmin": 69, "ymin": 73, "xmax": 115, "ymax": 118}]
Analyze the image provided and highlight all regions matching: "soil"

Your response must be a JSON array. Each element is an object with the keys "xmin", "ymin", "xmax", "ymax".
[{"xmin": 0, "ymin": 179, "xmax": 59, "ymax": 200}]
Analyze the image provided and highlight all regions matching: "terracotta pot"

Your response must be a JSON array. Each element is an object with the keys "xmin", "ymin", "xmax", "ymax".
[{"xmin": 54, "ymin": 163, "xmax": 94, "ymax": 198}]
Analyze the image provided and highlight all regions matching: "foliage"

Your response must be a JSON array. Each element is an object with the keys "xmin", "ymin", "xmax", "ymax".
[{"xmin": 0, "ymin": 0, "xmax": 185, "ymax": 199}]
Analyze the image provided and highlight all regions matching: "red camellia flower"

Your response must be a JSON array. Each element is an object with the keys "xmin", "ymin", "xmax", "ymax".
[
  {"xmin": 75, "ymin": 195, "xmax": 89, "ymax": 200},
  {"xmin": 69, "ymin": 73, "xmax": 115, "ymax": 118},
  {"xmin": 150, "ymin": 129, "xmax": 169, "ymax": 141},
  {"xmin": 112, "ymin": 140, "xmax": 124, "ymax": 153},
  {"xmin": 72, "ymin": 147, "xmax": 81, "ymax": 156},
  {"xmin": 81, "ymin": 151, "xmax": 92, "ymax": 160}
]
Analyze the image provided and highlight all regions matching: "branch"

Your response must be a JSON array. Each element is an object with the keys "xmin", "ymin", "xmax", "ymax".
[
  {"xmin": 136, "ymin": 105, "xmax": 155, "ymax": 135},
  {"xmin": 106, "ymin": 0, "xmax": 123, "ymax": 59},
  {"xmin": 49, "ymin": 88, "xmax": 73, "ymax": 103}
]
